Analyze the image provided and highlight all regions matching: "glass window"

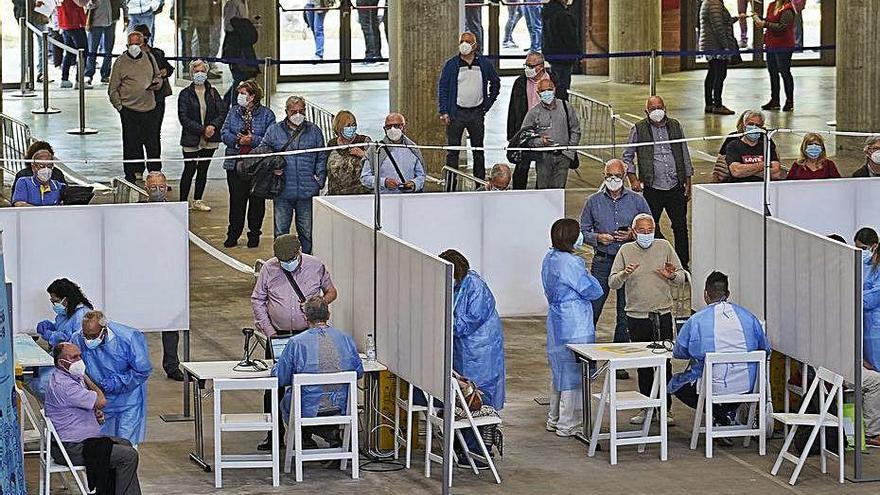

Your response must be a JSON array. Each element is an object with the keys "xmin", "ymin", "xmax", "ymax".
[
  {"xmin": 279, "ymin": 0, "xmax": 340, "ymax": 77},
  {"xmin": 498, "ymin": 1, "xmax": 543, "ymax": 70},
  {"xmin": 349, "ymin": 0, "xmax": 388, "ymax": 75}
]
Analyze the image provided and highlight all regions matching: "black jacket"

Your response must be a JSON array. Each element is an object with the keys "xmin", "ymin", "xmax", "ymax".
[
  {"xmin": 542, "ymin": 1, "xmax": 579, "ymax": 62},
  {"xmin": 506, "ymin": 72, "xmax": 562, "ymax": 140},
  {"xmin": 699, "ymin": 0, "xmax": 738, "ymax": 52},
  {"xmin": 177, "ymin": 82, "xmax": 228, "ymax": 148},
  {"xmin": 853, "ymin": 163, "xmax": 872, "ymax": 178},
  {"xmin": 147, "ymin": 45, "xmax": 174, "ymax": 102},
  {"xmin": 222, "ymin": 17, "xmax": 260, "ymax": 77}
]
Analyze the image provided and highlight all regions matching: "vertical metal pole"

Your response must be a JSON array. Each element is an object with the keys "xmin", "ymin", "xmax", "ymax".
[
  {"xmin": 263, "ymin": 57, "xmax": 272, "ymax": 108},
  {"xmin": 610, "ymin": 111, "xmax": 617, "ymax": 157},
  {"xmin": 340, "ymin": 0, "xmax": 352, "ymax": 80},
  {"xmin": 66, "ymin": 48, "xmax": 98, "ymax": 135},
  {"xmin": 854, "ymin": 252, "xmax": 864, "ymax": 480},
  {"xmin": 183, "ymin": 329, "xmax": 192, "ymax": 417},
  {"xmin": 762, "ymin": 130, "xmax": 773, "ymax": 320},
  {"xmin": 442, "ymin": 262, "xmax": 454, "ymax": 495},
  {"xmin": 32, "ymin": 31, "xmax": 61, "ymax": 114},
  {"xmin": 14, "ymin": 18, "xmax": 36, "ymax": 97},
  {"xmin": 649, "ymin": 49, "xmax": 657, "ymax": 96}
]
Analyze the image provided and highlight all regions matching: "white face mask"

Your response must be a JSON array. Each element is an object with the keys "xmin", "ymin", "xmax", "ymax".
[
  {"xmin": 66, "ymin": 359, "xmax": 87, "ymax": 377},
  {"xmin": 648, "ymin": 109, "xmax": 666, "ymax": 123},
  {"xmin": 871, "ymin": 150, "xmax": 880, "ymax": 165},
  {"xmin": 237, "ymin": 93, "xmax": 251, "ymax": 107},
  {"xmin": 524, "ymin": 66, "xmax": 538, "ymax": 79},
  {"xmin": 386, "ymin": 127, "xmax": 403, "ymax": 141},
  {"xmin": 604, "ymin": 176, "xmax": 624, "ymax": 192},
  {"xmin": 289, "ymin": 112, "xmax": 305, "ymax": 126},
  {"xmin": 459, "ymin": 41, "xmax": 474, "ymax": 56},
  {"xmin": 127, "ymin": 44, "xmax": 142, "ymax": 57},
  {"xmin": 36, "ymin": 167, "xmax": 52, "ymax": 183}
]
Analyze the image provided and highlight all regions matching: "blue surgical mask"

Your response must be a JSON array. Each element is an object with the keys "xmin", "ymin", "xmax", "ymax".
[
  {"xmin": 636, "ymin": 232, "xmax": 655, "ymax": 249},
  {"xmin": 52, "ymin": 301, "xmax": 66, "ymax": 316},
  {"xmin": 804, "ymin": 143, "xmax": 823, "ymax": 160},
  {"xmin": 539, "ymin": 90, "xmax": 555, "ymax": 105},
  {"xmin": 342, "ymin": 125, "xmax": 357, "ymax": 140},
  {"xmin": 574, "ymin": 232, "xmax": 584, "ymax": 249},
  {"xmin": 84, "ymin": 327, "xmax": 106, "ymax": 349},
  {"xmin": 865, "ymin": 248, "xmax": 876, "ymax": 264},
  {"xmin": 192, "ymin": 71, "xmax": 208, "ymax": 85},
  {"xmin": 745, "ymin": 124, "xmax": 763, "ymax": 142},
  {"xmin": 280, "ymin": 257, "xmax": 301, "ymax": 272}
]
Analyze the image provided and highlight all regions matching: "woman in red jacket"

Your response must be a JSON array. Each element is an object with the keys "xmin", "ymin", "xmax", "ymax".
[
  {"xmin": 57, "ymin": 0, "xmax": 91, "ymax": 89},
  {"xmin": 754, "ymin": 0, "xmax": 796, "ymax": 111},
  {"xmin": 786, "ymin": 133, "xmax": 841, "ymax": 180}
]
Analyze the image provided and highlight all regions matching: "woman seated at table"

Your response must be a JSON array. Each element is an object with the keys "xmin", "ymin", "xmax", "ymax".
[
  {"xmin": 10, "ymin": 141, "xmax": 66, "ymax": 198},
  {"xmin": 12, "ymin": 149, "xmax": 64, "ymax": 207},
  {"xmin": 786, "ymin": 133, "xmax": 841, "ymax": 180}
]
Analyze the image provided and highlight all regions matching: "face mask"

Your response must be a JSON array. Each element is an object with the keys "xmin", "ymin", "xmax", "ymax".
[
  {"xmin": 66, "ymin": 359, "xmax": 87, "ymax": 377},
  {"xmin": 648, "ymin": 109, "xmax": 666, "ymax": 123},
  {"xmin": 342, "ymin": 125, "xmax": 357, "ymax": 139},
  {"xmin": 52, "ymin": 301, "xmax": 66, "ymax": 315},
  {"xmin": 604, "ymin": 177, "xmax": 624, "ymax": 192},
  {"xmin": 289, "ymin": 113, "xmax": 305, "ymax": 126},
  {"xmin": 539, "ymin": 90, "xmax": 555, "ymax": 105},
  {"xmin": 864, "ymin": 249, "xmax": 874, "ymax": 264},
  {"xmin": 524, "ymin": 66, "xmax": 538, "ymax": 79},
  {"xmin": 280, "ymin": 257, "xmax": 301, "ymax": 272},
  {"xmin": 574, "ymin": 232, "xmax": 585, "ymax": 249},
  {"xmin": 871, "ymin": 150, "xmax": 880, "ymax": 165},
  {"xmin": 127, "ymin": 44, "xmax": 142, "ymax": 57},
  {"xmin": 459, "ymin": 41, "xmax": 474, "ymax": 56},
  {"xmin": 237, "ymin": 93, "xmax": 251, "ymax": 107},
  {"xmin": 36, "ymin": 167, "xmax": 52, "ymax": 183},
  {"xmin": 148, "ymin": 187, "xmax": 167, "ymax": 202},
  {"xmin": 804, "ymin": 143, "xmax": 823, "ymax": 160},
  {"xmin": 745, "ymin": 124, "xmax": 763, "ymax": 141},
  {"xmin": 84, "ymin": 331, "xmax": 103, "ymax": 350},
  {"xmin": 386, "ymin": 127, "xmax": 403, "ymax": 141},
  {"xmin": 192, "ymin": 71, "xmax": 208, "ymax": 85},
  {"xmin": 636, "ymin": 232, "xmax": 655, "ymax": 249}
]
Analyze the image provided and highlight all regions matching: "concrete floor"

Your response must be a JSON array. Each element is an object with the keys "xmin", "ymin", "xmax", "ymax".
[{"xmin": 9, "ymin": 67, "xmax": 880, "ymax": 493}]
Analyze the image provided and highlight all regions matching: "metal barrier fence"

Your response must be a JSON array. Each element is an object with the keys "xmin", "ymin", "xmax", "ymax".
[
  {"xmin": 568, "ymin": 91, "xmax": 635, "ymax": 166},
  {"xmin": 443, "ymin": 166, "xmax": 487, "ymax": 192},
  {"xmin": 111, "ymin": 177, "xmax": 149, "ymax": 204},
  {"xmin": 305, "ymin": 100, "xmax": 336, "ymax": 145},
  {"xmin": 0, "ymin": 114, "xmax": 33, "ymax": 176}
]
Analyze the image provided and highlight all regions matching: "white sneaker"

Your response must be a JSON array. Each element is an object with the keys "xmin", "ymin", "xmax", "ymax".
[
  {"xmin": 629, "ymin": 411, "xmax": 646, "ymax": 425},
  {"xmin": 545, "ymin": 421, "xmax": 557, "ymax": 432},
  {"xmin": 74, "ymin": 80, "xmax": 92, "ymax": 90},
  {"xmin": 59, "ymin": 80, "xmax": 73, "ymax": 89},
  {"xmin": 555, "ymin": 428, "xmax": 578, "ymax": 438},
  {"xmin": 191, "ymin": 199, "xmax": 211, "ymax": 212}
]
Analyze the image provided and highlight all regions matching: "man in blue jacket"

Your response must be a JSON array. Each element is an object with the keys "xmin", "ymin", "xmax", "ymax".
[
  {"xmin": 437, "ymin": 31, "xmax": 501, "ymax": 181},
  {"xmin": 263, "ymin": 96, "xmax": 328, "ymax": 254}
]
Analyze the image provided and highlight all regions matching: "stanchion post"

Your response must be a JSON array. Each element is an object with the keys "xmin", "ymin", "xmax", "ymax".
[
  {"xmin": 13, "ymin": 18, "xmax": 36, "ymax": 98},
  {"xmin": 66, "ymin": 48, "xmax": 99, "ymax": 135},
  {"xmin": 32, "ymin": 30, "xmax": 61, "ymax": 115},
  {"xmin": 649, "ymin": 49, "xmax": 657, "ymax": 96},
  {"xmin": 263, "ymin": 57, "xmax": 272, "ymax": 108}
]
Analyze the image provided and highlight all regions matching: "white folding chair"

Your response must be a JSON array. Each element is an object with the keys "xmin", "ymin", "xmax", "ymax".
[
  {"xmin": 689, "ymin": 351, "xmax": 767, "ymax": 458},
  {"xmin": 38, "ymin": 409, "xmax": 89, "ymax": 495},
  {"xmin": 213, "ymin": 377, "xmax": 280, "ymax": 488},
  {"xmin": 16, "ymin": 386, "xmax": 43, "ymax": 455},
  {"xmin": 394, "ymin": 376, "xmax": 427, "ymax": 469},
  {"xmin": 588, "ymin": 355, "xmax": 668, "ymax": 465},
  {"xmin": 424, "ymin": 379, "xmax": 502, "ymax": 486},
  {"xmin": 770, "ymin": 367, "xmax": 845, "ymax": 485},
  {"xmin": 283, "ymin": 371, "xmax": 359, "ymax": 483}
]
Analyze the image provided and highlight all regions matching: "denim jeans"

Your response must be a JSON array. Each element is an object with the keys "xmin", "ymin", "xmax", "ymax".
[
  {"xmin": 85, "ymin": 24, "xmax": 116, "ymax": 79},
  {"xmin": 522, "ymin": 5, "xmax": 542, "ymax": 52},
  {"xmin": 465, "ymin": 6, "xmax": 483, "ymax": 54},
  {"xmin": 305, "ymin": 3, "xmax": 327, "ymax": 58},
  {"xmin": 590, "ymin": 254, "xmax": 629, "ymax": 344},
  {"xmin": 274, "ymin": 197, "xmax": 314, "ymax": 254},
  {"xmin": 503, "ymin": 5, "xmax": 522, "ymax": 43},
  {"xmin": 61, "ymin": 28, "xmax": 88, "ymax": 81},
  {"xmin": 127, "ymin": 11, "xmax": 155, "ymax": 37}
]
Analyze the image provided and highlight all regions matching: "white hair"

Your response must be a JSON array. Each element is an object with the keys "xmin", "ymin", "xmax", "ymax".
[
  {"xmin": 631, "ymin": 213, "xmax": 655, "ymax": 230},
  {"xmin": 742, "ymin": 109, "xmax": 766, "ymax": 126},
  {"xmin": 286, "ymin": 96, "xmax": 306, "ymax": 110},
  {"xmin": 189, "ymin": 59, "xmax": 208, "ymax": 73}
]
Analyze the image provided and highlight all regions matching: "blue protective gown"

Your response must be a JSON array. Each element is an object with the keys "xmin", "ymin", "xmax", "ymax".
[
  {"xmin": 452, "ymin": 271, "xmax": 506, "ymax": 411},
  {"xmin": 863, "ymin": 252, "xmax": 880, "ymax": 369},
  {"xmin": 70, "ymin": 322, "xmax": 152, "ymax": 445},
  {"xmin": 668, "ymin": 301, "xmax": 770, "ymax": 394},
  {"xmin": 36, "ymin": 304, "xmax": 90, "ymax": 347},
  {"xmin": 273, "ymin": 326, "xmax": 364, "ymax": 422},
  {"xmin": 541, "ymin": 249, "xmax": 604, "ymax": 391}
]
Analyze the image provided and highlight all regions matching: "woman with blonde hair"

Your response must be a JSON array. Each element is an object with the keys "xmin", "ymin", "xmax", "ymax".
[
  {"xmin": 786, "ymin": 133, "xmax": 841, "ymax": 180},
  {"xmin": 326, "ymin": 110, "xmax": 371, "ymax": 195}
]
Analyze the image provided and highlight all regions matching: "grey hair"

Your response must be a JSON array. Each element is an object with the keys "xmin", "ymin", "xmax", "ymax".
[
  {"xmin": 489, "ymin": 163, "xmax": 511, "ymax": 181},
  {"xmin": 189, "ymin": 59, "xmax": 208, "ymax": 73},
  {"xmin": 742, "ymin": 109, "xmax": 766, "ymax": 126},
  {"xmin": 525, "ymin": 51, "xmax": 544, "ymax": 63},
  {"xmin": 145, "ymin": 171, "xmax": 167, "ymax": 187},
  {"xmin": 303, "ymin": 296, "xmax": 330, "ymax": 324},
  {"xmin": 631, "ymin": 213, "xmax": 655, "ymax": 229},
  {"xmin": 864, "ymin": 135, "xmax": 880, "ymax": 148},
  {"xmin": 286, "ymin": 96, "xmax": 306, "ymax": 110}
]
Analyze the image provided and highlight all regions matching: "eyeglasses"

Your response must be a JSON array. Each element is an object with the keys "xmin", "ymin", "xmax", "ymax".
[
  {"xmin": 384, "ymin": 123, "xmax": 404, "ymax": 130},
  {"xmin": 524, "ymin": 62, "xmax": 543, "ymax": 69},
  {"xmin": 33, "ymin": 162, "xmax": 54, "ymax": 169}
]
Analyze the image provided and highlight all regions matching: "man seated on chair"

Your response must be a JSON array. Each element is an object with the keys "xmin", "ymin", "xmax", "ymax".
[
  {"xmin": 45, "ymin": 342, "xmax": 142, "ymax": 495},
  {"xmin": 272, "ymin": 296, "xmax": 363, "ymax": 463},
  {"xmin": 668, "ymin": 271, "xmax": 770, "ymax": 432}
]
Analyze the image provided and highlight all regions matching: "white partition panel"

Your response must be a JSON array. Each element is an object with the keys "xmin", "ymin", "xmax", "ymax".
[
  {"xmin": 0, "ymin": 203, "xmax": 189, "ymax": 334},
  {"xmin": 855, "ymin": 178, "xmax": 880, "ymax": 234}
]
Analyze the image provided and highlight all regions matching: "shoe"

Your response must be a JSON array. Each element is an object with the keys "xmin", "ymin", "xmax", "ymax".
[
  {"xmin": 738, "ymin": 38, "xmax": 748, "ymax": 49},
  {"xmin": 191, "ymin": 199, "xmax": 211, "ymax": 212},
  {"xmin": 867, "ymin": 436, "xmax": 880, "ymax": 448},
  {"xmin": 74, "ymin": 80, "xmax": 92, "ymax": 90},
  {"xmin": 545, "ymin": 422, "xmax": 557, "ymax": 432},
  {"xmin": 712, "ymin": 105, "xmax": 736, "ymax": 115},
  {"xmin": 704, "ymin": 105, "xmax": 714, "ymax": 114},
  {"xmin": 629, "ymin": 411, "xmax": 646, "ymax": 425},
  {"xmin": 666, "ymin": 411, "xmax": 675, "ymax": 426},
  {"xmin": 223, "ymin": 237, "xmax": 238, "ymax": 248},
  {"xmin": 256, "ymin": 435, "xmax": 285, "ymax": 451},
  {"xmin": 246, "ymin": 234, "xmax": 260, "ymax": 248},
  {"xmin": 761, "ymin": 100, "xmax": 780, "ymax": 110},
  {"xmin": 59, "ymin": 80, "xmax": 73, "ymax": 89},
  {"xmin": 456, "ymin": 457, "xmax": 490, "ymax": 470},
  {"xmin": 86, "ymin": 77, "xmax": 93, "ymax": 86},
  {"xmin": 782, "ymin": 101, "xmax": 794, "ymax": 112},
  {"xmin": 311, "ymin": 55, "xmax": 323, "ymax": 65},
  {"xmin": 36, "ymin": 73, "xmax": 54, "ymax": 83},
  {"xmin": 615, "ymin": 369, "xmax": 630, "ymax": 380},
  {"xmin": 502, "ymin": 40, "xmax": 518, "ymax": 49},
  {"xmin": 100, "ymin": 76, "xmax": 110, "ymax": 83},
  {"xmin": 555, "ymin": 429, "xmax": 578, "ymax": 438},
  {"xmin": 166, "ymin": 369, "xmax": 185, "ymax": 381}
]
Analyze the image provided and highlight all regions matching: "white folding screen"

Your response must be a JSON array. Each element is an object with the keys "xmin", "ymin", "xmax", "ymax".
[{"xmin": 0, "ymin": 203, "xmax": 189, "ymax": 334}]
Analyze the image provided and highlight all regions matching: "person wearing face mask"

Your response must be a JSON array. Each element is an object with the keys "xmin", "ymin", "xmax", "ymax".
[
  {"xmin": 854, "ymin": 227, "xmax": 880, "ymax": 446},
  {"xmin": 609, "ymin": 213, "xmax": 686, "ymax": 426},
  {"xmin": 11, "ymin": 142, "xmax": 67, "ymax": 199},
  {"xmin": 11, "ymin": 153, "xmax": 64, "ymax": 207},
  {"xmin": 485, "ymin": 163, "xmax": 512, "ymax": 191},
  {"xmin": 108, "ymin": 30, "xmax": 163, "ymax": 183},
  {"xmin": 327, "ymin": 110, "xmax": 371, "ymax": 195},
  {"xmin": 133, "ymin": 24, "xmax": 174, "ymax": 163},
  {"xmin": 541, "ymin": 0, "xmax": 578, "ymax": 100},
  {"xmin": 507, "ymin": 52, "xmax": 562, "ymax": 189},
  {"xmin": 623, "ymin": 95, "xmax": 694, "ymax": 270},
  {"xmin": 360, "ymin": 112, "xmax": 427, "ymax": 194},
  {"xmin": 37, "ymin": 278, "xmax": 95, "ymax": 348},
  {"xmin": 542, "ymin": 218, "xmax": 604, "ymax": 437},
  {"xmin": 668, "ymin": 272, "xmax": 770, "ymax": 429},
  {"xmin": 786, "ymin": 133, "xmax": 840, "ymax": 180},
  {"xmin": 437, "ymin": 31, "xmax": 501, "ymax": 181},
  {"xmin": 178, "ymin": 59, "xmax": 228, "ymax": 211},
  {"xmin": 45, "ymin": 342, "xmax": 143, "ymax": 495},
  {"xmin": 70, "ymin": 310, "xmax": 152, "ymax": 446},
  {"xmin": 251, "ymin": 234, "xmax": 338, "ymax": 450},
  {"xmin": 143, "ymin": 171, "xmax": 170, "ymax": 202},
  {"xmin": 221, "ymin": 80, "xmax": 276, "ymax": 248},
  {"xmin": 725, "ymin": 109, "xmax": 785, "ymax": 183},
  {"xmin": 853, "ymin": 135, "xmax": 880, "ymax": 178},
  {"xmin": 262, "ymin": 96, "xmax": 327, "ymax": 254},
  {"xmin": 580, "ymin": 159, "xmax": 652, "ymax": 372},
  {"xmin": 519, "ymin": 78, "xmax": 581, "ymax": 189}
]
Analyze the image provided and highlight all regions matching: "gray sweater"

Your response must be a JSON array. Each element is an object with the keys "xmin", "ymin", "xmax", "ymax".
[
  {"xmin": 107, "ymin": 52, "xmax": 161, "ymax": 113},
  {"xmin": 521, "ymin": 99, "xmax": 581, "ymax": 161}
]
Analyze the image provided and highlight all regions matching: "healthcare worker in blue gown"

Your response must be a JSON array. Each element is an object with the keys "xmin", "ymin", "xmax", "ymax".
[
  {"xmin": 274, "ymin": 296, "xmax": 363, "ymax": 448},
  {"xmin": 27, "ymin": 278, "xmax": 95, "ymax": 400},
  {"xmin": 440, "ymin": 249, "xmax": 506, "ymax": 412},
  {"xmin": 856, "ymin": 228, "xmax": 880, "ymax": 371},
  {"xmin": 542, "ymin": 218, "xmax": 604, "ymax": 437},
  {"xmin": 668, "ymin": 271, "xmax": 770, "ymax": 423},
  {"xmin": 71, "ymin": 311, "xmax": 152, "ymax": 446}
]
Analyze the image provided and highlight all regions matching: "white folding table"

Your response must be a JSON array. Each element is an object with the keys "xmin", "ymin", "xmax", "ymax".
[{"xmin": 13, "ymin": 333, "xmax": 54, "ymax": 369}]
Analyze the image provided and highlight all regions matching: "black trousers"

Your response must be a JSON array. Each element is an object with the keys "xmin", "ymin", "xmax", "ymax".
[
  {"xmin": 512, "ymin": 151, "xmax": 538, "ymax": 190},
  {"xmin": 445, "ymin": 107, "xmax": 486, "ymax": 179},
  {"xmin": 225, "ymin": 170, "xmax": 266, "ymax": 241},
  {"xmin": 643, "ymin": 185, "xmax": 690, "ymax": 270},
  {"xmin": 766, "ymin": 51, "xmax": 794, "ymax": 103},
  {"xmin": 161, "ymin": 331, "xmax": 179, "ymax": 375},
  {"xmin": 627, "ymin": 313, "xmax": 674, "ymax": 408},
  {"xmin": 120, "ymin": 107, "xmax": 161, "ymax": 182},
  {"xmin": 674, "ymin": 381, "xmax": 740, "ymax": 419},
  {"xmin": 356, "ymin": 0, "xmax": 382, "ymax": 60},
  {"xmin": 180, "ymin": 148, "xmax": 215, "ymax": 201},
  {"xmin": 704, "ymin": 59, "xmax": 728, "ymax": 107}
]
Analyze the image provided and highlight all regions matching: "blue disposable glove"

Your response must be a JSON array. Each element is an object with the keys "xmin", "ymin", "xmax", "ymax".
[{"xmin": 36, "ymin": 320, "xmax": 56, "ymax": 340}]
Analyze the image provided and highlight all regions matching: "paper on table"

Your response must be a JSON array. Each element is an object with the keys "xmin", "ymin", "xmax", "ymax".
[
  {"xmin": 594, "ymin": 345, "xmax": 652, "ymax": 355},
  {"xmin": 34, "ymin": 0, "xmax": 58, "ymax": 19}
]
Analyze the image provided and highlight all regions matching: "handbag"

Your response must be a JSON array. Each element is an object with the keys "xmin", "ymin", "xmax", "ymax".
[
  {"xmin": 237, "ymin": 124, "xmax": 304, "ymax": 181},
  {"xmin": 561, "ymin": 100, "xmax": 580, "ymax": 170},
  {"xmin": 60, "ymin": 185, "xmax": 94, "ymax": 205},
  {"xmin": 454, "ymin": 372, "xmax": 484, "ymax": 412}
]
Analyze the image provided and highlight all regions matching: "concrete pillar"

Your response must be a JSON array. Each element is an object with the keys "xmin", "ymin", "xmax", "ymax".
[
  {"xmin": 250, "ymin": 2, "xmax": 278, "ymax": 96},
  {"xmin": 835, "ymin": 0, "xmax": 880, "ymax": 147},
  {"xmin": 608, "ymin": 0, "xmax": 661, "ymax": 84},
  {"xmin": 388, "ymin": 0, "xmax": 460, "ymax": 177}
]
